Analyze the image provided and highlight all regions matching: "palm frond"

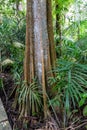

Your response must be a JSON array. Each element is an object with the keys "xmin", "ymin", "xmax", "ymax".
[
  {"xmin": 17, "ymin": 80, "xmax": 42, "ymax": 118},
  {"xmin": 52, "ymin": 59, "xmax": 87, "ymax": 111}
]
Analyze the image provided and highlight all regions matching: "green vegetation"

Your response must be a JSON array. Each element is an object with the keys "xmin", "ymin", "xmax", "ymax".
[{"xmin": 0, "ymin": 0, "xmax": 87, "ymax": 129}]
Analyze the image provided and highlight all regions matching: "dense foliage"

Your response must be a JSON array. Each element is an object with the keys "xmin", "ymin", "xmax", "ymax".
[{"xmin": 0, "ymin": 0, "xmax": 87, "ymax": 129}]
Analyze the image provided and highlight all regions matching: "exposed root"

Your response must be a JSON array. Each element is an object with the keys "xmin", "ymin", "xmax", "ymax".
[{"xmin": 35, "ymin": 117, "xmax": 59, "ymax": 130}]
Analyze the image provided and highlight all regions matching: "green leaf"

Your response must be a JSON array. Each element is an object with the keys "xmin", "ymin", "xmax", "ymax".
[
  {"xmin": 83, "ymin": 105, "xmax": 87, "ymax": 116},
  {"xmin": 79, "ymin": 98, "xmax": 86, "ymax": 107},
  {"xmin": 83, "ymin": 93, "xmax": 87, "ymax": 98}
]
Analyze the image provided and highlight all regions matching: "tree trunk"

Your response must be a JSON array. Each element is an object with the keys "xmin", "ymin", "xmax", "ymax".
[
  {"xmin": 23, "ymin": 0, "xmax": 56, "ymax": 120},
  {"xmin": 56, "ymin": 4, "xmax": 62, "ymax": 58},
  {"xmin": 16, "ymin": 0, "xmax": 20, "ymax": 12},
  {"xmin": 24, "ymin": 0, "xmax": 34, "ymax": 84},
  {"xmin": 47, "ymin": 0, "xmax": 56, "ymax": 69}
]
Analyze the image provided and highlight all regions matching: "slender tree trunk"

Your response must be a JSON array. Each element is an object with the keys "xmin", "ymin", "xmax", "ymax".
[
  {"xmin": 56, "ymin": 4, "xmax": 62, "ymax": 58},
  {"xmin": 16, "ymin": 0, "xmax": 20, "ymax": 12}
]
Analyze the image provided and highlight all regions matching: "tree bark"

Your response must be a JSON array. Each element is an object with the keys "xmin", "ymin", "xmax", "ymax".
[
  {"xmin": 23, "ymin": 0, "xmax": 56, "ymax": 119},
  {"xmin": 56, "ymin": 3, "xmax": 62, "ymax": 58},
  {"xmin": 47, "ymin": 0, "xmax": 56, "ymax": 68},
  {"xmin": 24, "ymin": 0, "xmax": 34, "ymax": 84}
]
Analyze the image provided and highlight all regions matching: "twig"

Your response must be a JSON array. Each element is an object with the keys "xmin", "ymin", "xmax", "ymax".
[
  {"xmin": 0, "ymin": 119, "xmax": 8, "ymax": 124},
  {"xmin": 74, "ymin": 122, "xmax": 87, "ymax": 129}
]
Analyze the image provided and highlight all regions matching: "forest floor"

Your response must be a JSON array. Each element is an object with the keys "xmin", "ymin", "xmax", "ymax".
[
  {"xmin": 0, "ymin": 73, "xmax": 58, "ymax": 130},
  {"xmin": 0, "ymin": 73, "xmax": 87, "ymax": 130}
]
